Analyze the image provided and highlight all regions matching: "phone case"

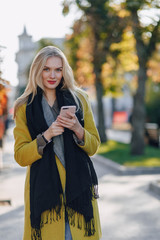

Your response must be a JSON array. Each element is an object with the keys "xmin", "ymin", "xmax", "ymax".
[{"xmin": 60, "ymin": 106, "xmax": 76, "ymax": 117}]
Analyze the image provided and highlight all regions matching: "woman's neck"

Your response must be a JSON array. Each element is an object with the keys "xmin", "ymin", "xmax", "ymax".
[{"xmin": 44, "ymin": 90, "xmax": 56, "ymax": 107}]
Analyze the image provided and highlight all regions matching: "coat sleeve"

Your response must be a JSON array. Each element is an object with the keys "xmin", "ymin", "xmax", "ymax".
[
  {"xmin": 13, "ymin": 104, "xmax": 42, "ymax": 167},
  {"xmin": 77, "ymin": 90, "xmax": 101, "ymax": 156}
]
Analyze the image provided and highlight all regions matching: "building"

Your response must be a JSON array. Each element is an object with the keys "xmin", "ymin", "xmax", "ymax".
[{"xmin": 15, "ymin": 26, "xmax": 64, "ymax": 96}]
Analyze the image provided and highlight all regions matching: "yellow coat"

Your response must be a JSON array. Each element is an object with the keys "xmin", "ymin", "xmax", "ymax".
[{"xmin": 14, "ymin": 89, "xmax": 102, "ymax": 240}]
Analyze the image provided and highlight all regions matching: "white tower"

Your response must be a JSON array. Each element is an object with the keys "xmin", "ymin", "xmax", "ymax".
[{"xmin": 15, "ymin": 26, "xmax": 36, "ymax": 95}]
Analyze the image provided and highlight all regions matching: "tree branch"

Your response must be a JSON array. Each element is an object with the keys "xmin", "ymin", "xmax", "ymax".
[
  {"xmin": 146, "ymin": 19, "xmax": 160, "ymax": 59},
  {"xmin": 75, "ymin": 0, "xmax": 88, "ymax": 11}
]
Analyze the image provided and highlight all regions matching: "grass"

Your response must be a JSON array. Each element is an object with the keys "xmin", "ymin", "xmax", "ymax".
[{"xmin": 97, "ymin": 140, "xmax": 160, "ymax": 167}]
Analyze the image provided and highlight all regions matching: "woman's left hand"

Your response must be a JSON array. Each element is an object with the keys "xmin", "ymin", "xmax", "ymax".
[{"xmin": 57, "ymin": 112, "xmax": 84, "ymax": 141}]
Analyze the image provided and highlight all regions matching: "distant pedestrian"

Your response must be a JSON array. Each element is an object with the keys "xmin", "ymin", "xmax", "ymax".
[{"xmin": 13, "ymin": 46, "xmax": 102, "ymax": 240}]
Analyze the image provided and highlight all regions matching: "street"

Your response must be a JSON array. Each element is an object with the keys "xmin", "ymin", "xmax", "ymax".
[{"xmin": 0, "ymin": 125, "xmax": 160, "ymax": 240}]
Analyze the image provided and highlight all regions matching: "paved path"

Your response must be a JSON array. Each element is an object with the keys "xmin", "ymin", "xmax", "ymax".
[
  {"xmin": 0, "ymin": 125, "xmax": 26, "ymax": 240},
  {"xmin": 95, "ymin": 167, "xmax": 160, "ymax": 239},
  {"xmin": 0, "ymin": 125, "xmax": 160, "ymax": 240},
  {"xmin": 106, "ymin": 129, "xmax": 131, "ymax": 144}
]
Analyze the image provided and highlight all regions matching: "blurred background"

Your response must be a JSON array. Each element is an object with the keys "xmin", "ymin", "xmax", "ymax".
[
  {"xmin": 1, "ymin": 0, "xmax": 160, "ymax": 162},
  {"xmin": 1, "ymin": 1, "xmax": 160, "ymax": 239}
]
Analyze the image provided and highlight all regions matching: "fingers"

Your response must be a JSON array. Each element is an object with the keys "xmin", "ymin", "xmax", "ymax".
[
  {"xmin": 48, "ymin": 121, "xmax": 64, "ymax": 137},
  {"xmin": 57, "ymin": 111, "xmax": 75, "ymax": 121},
  {"xmin": 51, "ymin": 122, "xmax": 64, "ymax": 131},
  {"xmin": 66, "ymin": 111, "xmax": 74, "ymax": 118},
  {"xmin": 58, "ymin": 119, "xmax": 76, "ymax": 129},
  {"xmin": 57, "ymin": 113, "xmax": 78, "ymax": 130}
]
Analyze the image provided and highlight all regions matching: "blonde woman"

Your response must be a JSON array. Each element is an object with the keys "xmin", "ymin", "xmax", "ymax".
[{"xmin": 13, "ymin": 46, "xmax": 102, "ymax": 240}]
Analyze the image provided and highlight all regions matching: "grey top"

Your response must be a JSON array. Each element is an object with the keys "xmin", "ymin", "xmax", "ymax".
[{"xmin": 36, "ymin": 95, "xmax": 84, "ymax": 168}]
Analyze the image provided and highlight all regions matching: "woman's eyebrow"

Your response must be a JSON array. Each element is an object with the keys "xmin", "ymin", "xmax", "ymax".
[
  {"xmin": 43, "ymin": 65, "xmax": 49, "ymax": 68},
  {"xmin": 43, "ymin": 65, "xmax": 63, "ymax": 69},
  {"xmin": 56, "ymin": 67, "xmax": 63, "ymax": 69}
]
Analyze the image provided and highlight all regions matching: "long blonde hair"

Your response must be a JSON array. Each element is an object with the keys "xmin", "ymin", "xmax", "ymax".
[{"xmin": 13, "ymin": 46, "xmax": 80, "ymax": 118}]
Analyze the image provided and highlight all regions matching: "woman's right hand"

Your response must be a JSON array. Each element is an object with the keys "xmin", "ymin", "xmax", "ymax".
[{"xmin": 43, "ymin": 121, "xmax": 64, "ymax": 141}]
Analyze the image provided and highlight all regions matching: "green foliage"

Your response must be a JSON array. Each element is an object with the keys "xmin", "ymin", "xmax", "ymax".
[
  {"xmin": 63, "ymin": 0, "xmax": 125, "ymax": 59},
  {"xmin": 146, "ymin": 81, "xmax": 160, "ymax": 126},
  {"xmin": 102, "ymin": 29, "xmax": 138, "ymax": 97},
  {"xmin": 64, "ymin": 19, "xmax": 88, "ymax": 72},
  {"xmin": 125, "ymin": 0, "xmax": 160, "ymax": 59},
  {"xmin": 125, "ymin": 0, "xmax": 147, "ymax": 10},
  {"xmin": 64, "ymin": 21, "xmax": 95, "ymax": 86},
  {"xmin": 125, "ymin": 0, "xmax": 159, "ymax": 11},
  {"xmin": 37, "ymin": 38, "xmax": 55, "ymax": 52},
  {"xmin": 98, "ymin": 140, "xmax": 160, "ymax": 167}
]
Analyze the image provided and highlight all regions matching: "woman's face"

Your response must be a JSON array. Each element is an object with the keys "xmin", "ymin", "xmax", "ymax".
[{"xmin": 42, "ymin": 56, "xmax": 63, "ymax": 92}]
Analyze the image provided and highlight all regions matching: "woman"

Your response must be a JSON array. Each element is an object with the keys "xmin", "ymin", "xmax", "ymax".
[{"xmin": 13, "ymin": 46, "xmax": 102, "ymax": 240}]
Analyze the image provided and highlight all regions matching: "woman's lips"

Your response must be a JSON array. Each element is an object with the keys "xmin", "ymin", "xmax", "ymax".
[{"xmin": 47, "ymin": 80, "xmax": 56, "ymax": 84}]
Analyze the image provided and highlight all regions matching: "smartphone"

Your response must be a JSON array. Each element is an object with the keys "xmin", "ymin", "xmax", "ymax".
[{"xmin": 60, "ymin": 105, "xmax": 76, "ymax": 117}]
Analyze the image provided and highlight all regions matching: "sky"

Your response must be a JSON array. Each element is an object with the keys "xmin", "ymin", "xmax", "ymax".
[{"xmin": 0, "ymin": 0, "xmax": 80, "ymax": 86}]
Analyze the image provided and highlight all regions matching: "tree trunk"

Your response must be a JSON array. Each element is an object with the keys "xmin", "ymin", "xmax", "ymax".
[
  {"xmin": 95, "ymin": 79, "xmax": 107, "ymax": 143},
  {"xmin": 111, "ymin": 97, "xmax": 116, "ymax": 122},
  {"xmin": 130, "ymin": 9, "xmax": 149, "ymax": 155},
  {"xmin": 131, "ymin": 65, "xmax": 147, "ymax": 155}
]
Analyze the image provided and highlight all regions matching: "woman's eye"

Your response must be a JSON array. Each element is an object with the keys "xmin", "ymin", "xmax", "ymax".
[
  {"xmin": 43, "ymin": 68, "xmax": 49, "ymax": 71},
  {"xmin": 56, "ymin": 68, "xmax": 62, "ymax": 72}
]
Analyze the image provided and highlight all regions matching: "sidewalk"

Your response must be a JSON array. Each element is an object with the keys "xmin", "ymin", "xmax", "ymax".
[
  {"xmin": 0, "ymin": 124, "xmax": 26, "ymax": 215},
  {"xmin": 0, "ymin": 124, "xmax": 26, "ymax": 240}
]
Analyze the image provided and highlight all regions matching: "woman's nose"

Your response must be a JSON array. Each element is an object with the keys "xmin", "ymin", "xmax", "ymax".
[{"xmin": 50, "ymin": 71, "xmax": 55, "ymax": 78}]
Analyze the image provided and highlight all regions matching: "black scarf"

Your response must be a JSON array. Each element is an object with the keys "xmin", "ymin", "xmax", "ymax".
[{"xmin": 26, "ymin": 86, "xmax": 98, "ymax": 239}]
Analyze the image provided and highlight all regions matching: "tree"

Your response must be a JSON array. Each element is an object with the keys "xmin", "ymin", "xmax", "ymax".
[
  {"xmin": 64, "ymin": 19, "xmax": 95, "ymax": 87},
  {"xmin": 102, "ymin": 28, "xmax": 138, "ymax": 110},
  {"xmin": 123, "ymin": 0, "xmax": 160, "ymax": 154},
  {"xmin": 147, "ymin": 44, "xmax": 160, "ymax": 83},
  {"xmin": 37, "ymin": 38, "xmax": 55, "ymax": 51},
  {"xmin": 62, "ymin": 0, "xmax": 125, "ymax": 142}
]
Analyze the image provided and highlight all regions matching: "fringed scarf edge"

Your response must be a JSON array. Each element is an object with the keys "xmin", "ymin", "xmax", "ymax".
[{"xmin": 31, "ymin": 186, "xmax": 97, "ymax": 240}]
